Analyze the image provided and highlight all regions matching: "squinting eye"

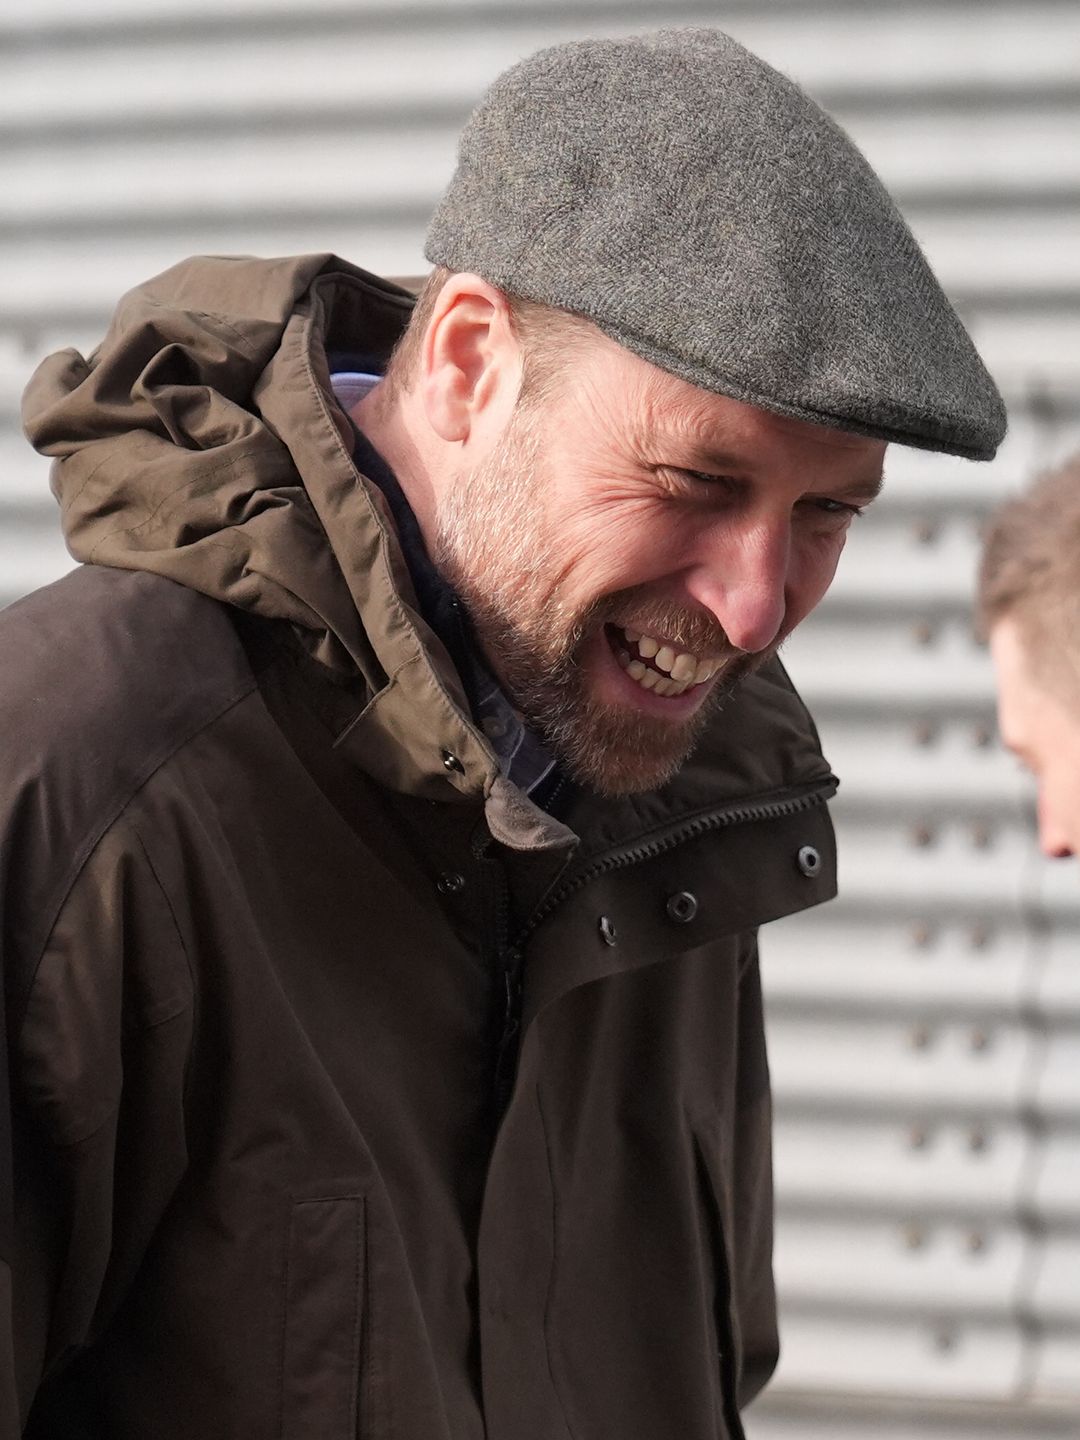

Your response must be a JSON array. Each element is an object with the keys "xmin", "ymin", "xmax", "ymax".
[
  {"xmin": 656, "ymin": 468, "xmax": 739, "ymax": 499},
  {"xmin": 678, "ymin": 469, "xmax": 741, "ymax": 493},
  {"xmin": 812, "ymin": 497, "xmax": 863, "ymax": 517}
]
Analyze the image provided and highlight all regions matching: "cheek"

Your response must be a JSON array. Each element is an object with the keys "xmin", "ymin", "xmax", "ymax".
[
  {"xmin": 542, "ymin": 492, "xmax": 678, "ymax": 599},
  {"xmin": 787, "ymin": 530, "xmax": 848, "ymax": 616}
]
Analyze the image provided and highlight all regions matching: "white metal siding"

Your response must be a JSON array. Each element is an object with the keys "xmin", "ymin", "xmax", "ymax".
[{"xmin": 3, "ymin": 4, "xmax": 1079, "ymax": 1435}]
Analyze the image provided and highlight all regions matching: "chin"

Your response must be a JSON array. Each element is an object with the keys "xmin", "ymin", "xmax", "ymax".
[{"xmin": 546, "ymin": 708, "xmax": 708, "ymax": 797}]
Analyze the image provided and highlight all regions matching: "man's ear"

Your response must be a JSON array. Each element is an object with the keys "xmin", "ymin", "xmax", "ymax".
[{"xmin": 419, "ymin": 273, "xmax": 523, "ymax": 445}]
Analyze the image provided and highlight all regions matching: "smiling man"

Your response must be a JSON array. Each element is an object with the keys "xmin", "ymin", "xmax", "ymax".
[
  {"xmin": 4, "ymin": 28, "xmax": 1002, "ymax": 1440},
  {"xmin": 361, "ymin": 279, "xmax": 887, "ymax": 798}
]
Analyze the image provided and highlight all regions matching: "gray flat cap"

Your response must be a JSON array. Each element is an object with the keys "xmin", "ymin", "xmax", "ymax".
[{"xmin": 426, "ymin": 28, "xmax": 1006, "ymax": 460}]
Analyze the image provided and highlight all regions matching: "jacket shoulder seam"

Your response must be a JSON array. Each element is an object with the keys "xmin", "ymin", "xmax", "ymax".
[{"xmin": 13, "ymin": 672, "xmax": 258, "ymax": 1039}]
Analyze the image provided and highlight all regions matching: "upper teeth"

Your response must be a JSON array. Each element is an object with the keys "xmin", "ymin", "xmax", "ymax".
[{"xmin": 619, "ymin": 629, "xmax": 722, "ymax": 689}]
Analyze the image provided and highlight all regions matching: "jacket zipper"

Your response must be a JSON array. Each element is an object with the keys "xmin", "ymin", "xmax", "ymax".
[
  {"xmin": 490, "ymin": 776, "xmax": 835, "ymax": 1114},
  {"xmin": 471, "ymin": 829, "xmax": 522, "ymax": 1117},
  {"xmin": 492, "ymin": 948, "xmax": 524, "ymax": 1116},
  {"xmin": 515, "ymin": 776, "xmax": 836, "ymax": 950}
]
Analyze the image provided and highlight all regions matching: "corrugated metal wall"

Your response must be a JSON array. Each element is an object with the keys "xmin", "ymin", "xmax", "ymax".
[{"xmin": 3, "ymin": 3, "xmax": 1078, "ymax": 1435}]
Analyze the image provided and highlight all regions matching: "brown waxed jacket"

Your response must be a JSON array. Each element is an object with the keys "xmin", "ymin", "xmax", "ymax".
[{"xmin": 3, "ymin": 255, "xmax": 838, "ymax": 1439}]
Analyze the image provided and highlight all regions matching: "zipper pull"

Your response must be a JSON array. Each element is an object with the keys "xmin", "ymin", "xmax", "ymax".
[
  {"xmin": 493, "ymin": 949, "xmax": 524, "ymax": 1115},
  {"xmin": 501, "ymin": 949, "xmax": 523, "ymax": 1032}
]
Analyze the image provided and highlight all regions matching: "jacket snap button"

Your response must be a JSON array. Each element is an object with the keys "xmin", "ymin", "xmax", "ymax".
[
  {"xmin": 797, "ymin": 844, "xmax": 821, "ymax": 877},
  {"xmin": 666, "ymin": 891, "xmax": 698, "ymax": 924},
  {"xmin": 441, "ymin": 749, "xmax": 464, "ymax": 775},
  {"xmin": 598, "ymin": 915, "xmax": 617, "ymax": 947},
  {"xmin": 437, "ymin": 872, "xmax": 465, "ymax": 895}
]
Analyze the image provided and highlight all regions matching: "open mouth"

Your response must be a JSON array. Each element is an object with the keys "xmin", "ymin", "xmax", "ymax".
[{"xmin": 605, "ymin": 623, "xmax": 725, "ymax": 698}]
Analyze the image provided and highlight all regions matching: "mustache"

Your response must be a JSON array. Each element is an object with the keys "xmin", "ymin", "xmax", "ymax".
[{"xmin": 600, "ymin": 591, "xmax": 745, "ymax": 662}]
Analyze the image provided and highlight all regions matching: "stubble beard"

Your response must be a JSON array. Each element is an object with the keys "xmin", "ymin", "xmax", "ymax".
[{"xmin": 432, "ymin": 411, "xmax": 766, "ymax": 796}]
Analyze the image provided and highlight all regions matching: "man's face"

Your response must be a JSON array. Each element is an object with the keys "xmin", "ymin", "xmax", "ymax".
[
  {"xmin": 991, "ymin": 616, "xmax": 1080, "ymax": 859},
  {"xmin": 434, "ymin": 332, "xmax": 885, "ymax": 795}
]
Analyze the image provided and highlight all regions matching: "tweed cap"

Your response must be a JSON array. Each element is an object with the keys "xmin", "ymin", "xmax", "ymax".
[{"xmin": 426, "ymin": 29, "xmax": 1006, "ymax": 460}]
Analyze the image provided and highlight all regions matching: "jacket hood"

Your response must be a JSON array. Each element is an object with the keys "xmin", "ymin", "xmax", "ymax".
[
  {"xmin": 23, "ymin": 253, "xmax": 414, "ymax": 678},
  {"xmin": 22, "ymin": 253, "xmax": 834, "ymax": 840}
]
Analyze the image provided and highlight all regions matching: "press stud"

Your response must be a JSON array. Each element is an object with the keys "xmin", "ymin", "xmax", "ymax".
[
  {"xmin": 666, "ymin": 891, "xmax": 699, "ymax": 924},
  {"xmin": 796, "ymin": 845, "xmax": 821, "ymax": 877}
]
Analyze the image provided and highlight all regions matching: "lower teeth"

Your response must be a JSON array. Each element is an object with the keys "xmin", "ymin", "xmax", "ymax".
[
  {"xmin": 613, "ymin": 628, "xmax": 702, "ymax": 697},
  {"xmin": 619, "ymin": 652, "xmax": 689, "ymax": 696}
]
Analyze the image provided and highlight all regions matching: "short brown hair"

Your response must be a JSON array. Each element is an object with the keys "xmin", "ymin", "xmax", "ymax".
[
  {"xmin": 380, "ymin": 266, "xmax": 595, "ymax": 405},
  {"xmin": 977, "ymin": 451, "xmax": 1080, "ymax": 693}
]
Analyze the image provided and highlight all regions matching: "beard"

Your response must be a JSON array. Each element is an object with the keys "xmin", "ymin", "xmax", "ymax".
[{"xmin": 432, "ymin": 407, "xmax": 770, "ymax": 796}]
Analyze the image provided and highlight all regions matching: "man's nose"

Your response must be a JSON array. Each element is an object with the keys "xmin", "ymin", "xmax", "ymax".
[{"xmin": 684, "ymin": 519, "xmax": 790, "ymax": 655}]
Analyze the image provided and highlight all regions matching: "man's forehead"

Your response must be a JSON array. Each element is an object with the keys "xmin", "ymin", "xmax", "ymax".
[
  {"xmin": 763, "ymin": 407, "xmax": 888, "ymax": 452},
  {"xmin": 641, "ymin": 368, "xmax": 887, "ymax": 473},
  {"xmin": 569, "ymin": 326, "xmax": 886, "ymax": 485}
]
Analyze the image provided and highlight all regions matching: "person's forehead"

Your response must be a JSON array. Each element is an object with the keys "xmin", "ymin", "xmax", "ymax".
[
  {"xmin": 657, "ymin": 379, "xmax": 888, "ymax": 478},
  {"xmin": 591, "ymin": 336, "xmax": 888, "ymax": 467}
]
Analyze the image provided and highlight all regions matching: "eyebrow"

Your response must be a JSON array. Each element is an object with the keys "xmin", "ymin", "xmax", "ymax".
[
  {"xmin": 831, "ymin": 471, "xmax": 886, "ymax": 503},
  {"xmin": 685, "ymin": 447, "xmax": 886, "ymax": 504}
]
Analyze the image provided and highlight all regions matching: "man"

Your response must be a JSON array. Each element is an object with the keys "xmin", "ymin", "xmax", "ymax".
[
  {"xmin": 980, "ymin": 453, "xmax": 1080, "ymax": 859},
  {"xmin": 2, "ymin": 28, "xmax": 1004, "ymax": 1440}
]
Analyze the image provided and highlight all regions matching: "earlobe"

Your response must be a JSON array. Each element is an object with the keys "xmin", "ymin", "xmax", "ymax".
[{"xmin": 419, "ymin": 275, "xmax": 521, "ymax": 445}]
